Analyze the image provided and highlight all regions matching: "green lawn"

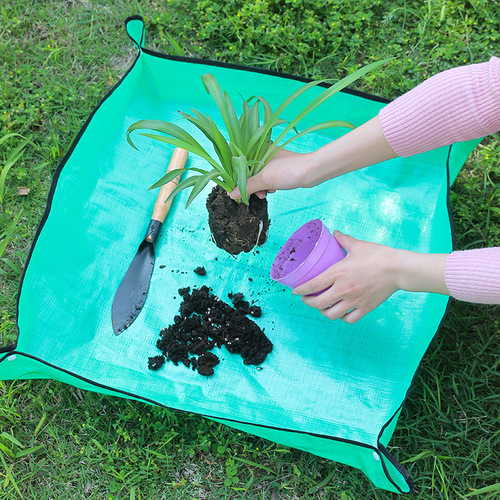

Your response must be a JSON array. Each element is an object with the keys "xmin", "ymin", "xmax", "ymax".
[{"xmin": 1, "ymin": 1, "xmax": 499, "ymax": 498}]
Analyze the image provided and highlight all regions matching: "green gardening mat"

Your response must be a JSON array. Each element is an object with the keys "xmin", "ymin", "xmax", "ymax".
[{"xmin": 0, "ymin": 16, "xmax": 480, "ymax": 493}]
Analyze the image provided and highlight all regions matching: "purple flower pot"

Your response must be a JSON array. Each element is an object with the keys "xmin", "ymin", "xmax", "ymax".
[{"xmin": 270, "ymin": 219, "xmax": 346, "ymax": 291}]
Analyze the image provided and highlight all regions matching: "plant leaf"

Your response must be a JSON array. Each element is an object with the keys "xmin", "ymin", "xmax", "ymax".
[
  {"xmin": 0, "ymin": 210, "xmax": 23, "ymax": 261},
  {"xmin": 239, "ymin": 98, "xmax": 252, "ymax": 146},
  {"xmin": 224, "ymin": 90, "xmax": 245, "ymax": 148},
  {"xmin": 135, "ymin": 131, "xmax": 229, "ymax": 182},
  {"xmin": 0, "ymin": 133, "xmax": 25, "ymax": 147},
  {"xmin": 128, "ymin": 119, "xmax": 226, "ymax": 174},
  {"xmin": 245, "ymin": 118, "xmax": 287, "ymax": 160},
  {"xmin": 185, "ymin": 170, "xmax": 222, "ymax": 207},
  {"xmin": 164, "ymin": 174, "xmax": 202, "ymax": 204},
  {"xmin": 0, "ymin": 139, "xmax": 30, "ymax": 203},
  {"xmin": 1, "ymin": 432, "xmax": 22, "ymax": 448},
  {"xmin": 14, "ymin": 446, "xmax": 43, "ymax": 459},
  {"xmin": 179, "ymin": 110, "xmax": 233, "ymax": 174},
  {"xmin": 148, "ymin": 168, "xmax": 189, "ymax": 191},
  {"xmin": 248, "ymin": 100, "xmax": 261, "ymax": 149},
  {"xmin": 251, "ymin": 79, "xmax": 328, "ymax": 157},
  {"xmin": 233, "ymin": 156, "xmax": 249, "ymax": 205},
  {"xmin": 202, "ymin": 73, "xmax": 244, "ymax": 148}
]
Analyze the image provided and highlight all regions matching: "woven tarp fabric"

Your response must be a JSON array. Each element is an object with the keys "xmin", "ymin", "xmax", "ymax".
[{"xmin": 0, "ymin": 16, "xmax": 479, "ymax": 493}]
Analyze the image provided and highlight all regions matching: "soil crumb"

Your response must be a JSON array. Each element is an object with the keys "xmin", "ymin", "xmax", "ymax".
[
  {"xmin": 149, "ymin": 286, "xmax": 272, "ymax": 377},
  {"xmin": 228, "ymin": 292, "xmax": 262, "ymax": 317},
  {"xmin": 194, "ymin": 266, "xmax": 207, "ymax": 276}
]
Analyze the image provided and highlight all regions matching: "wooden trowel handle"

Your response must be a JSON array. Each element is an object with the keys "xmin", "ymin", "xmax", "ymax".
[{"xmin": 151, "ymin": 147, "xmax": 188, "ymax": 223}]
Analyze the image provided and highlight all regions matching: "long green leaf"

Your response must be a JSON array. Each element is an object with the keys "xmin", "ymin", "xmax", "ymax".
[
  {"xmin": 128, "ymin": 119, "xmax": 199, "ymax": 150},
  {"xmin": 202, "ymin": 73, "xmax": 244, "ymax": 148},
  {"xmin": 148, "ymin": 168, "xmax": 190, "ymax": 190},
  {"xmin": 239, "ymin": 98, "xmax": 252, "ymax": 146},
  {"xmin": 0, "ymin": 133, "xmax": 25, "ymax": 147},
  {"xmin": 464, "ymin": 483, "xmax": 500, "ymax": 497},
  {"xmin": 251, "ymin": 79, "xmax": 328, "ymax": 157},
  {"xmin": 185, "ymin": 170, "xmax": 222, "ymax": 208},
  {"xmin": 255, "ymin": 95, "xmax": 274, "ymax": 123},
  {"xmin": 0, "ymin": 451, "xmax": 22, "ymax": 498},
  {"xmin": 164, "ymin": 175, "xmax": 202, "ymax": 204},
  {"xmin": 1, "ymin": 432, "xmax": 22, "ymax": 448},
  {"xmin": 129, "ymin": 118, "xmax": 235, "ymax": 185},
  {"xmin": 234, "ymin": 156, "xmax": 249, "ymax": 205},
  {"xmin": 128, "ymin": 120, "xmax": 223, "ymax": 175},
  {"xmin": 14, "ymin": 445, "xmax": 43, "ymax": 459},
  {"xmin": 0, "ymin": 442, "xmax": 14, "ymax": 458},
  {"xmin": 165, "ymin": 173, "xmax": 231, "ymax": 206},
  {"xmin": 245, "ymin": 118, "xmax": 288, "ymax": 159},
  {"xmin": 188, "ymin": 109, "xmax": 233, "ymax": 173},
  {"xmin": 178, "ymin": 110, "xmax": 232, "ymax": 169},
  {"xmin": 136, "ymin": 132, "xmax": 230, "ymax": 183},
  {"xmin": 248, "ymin": 100, "xmax": 261, "ymax": 147},
  {"xmin": 0, "ymin": 210, "xmax": 22, "ymax": 260},
  {"xmin": 0, "ymin": 139, "xmax": 30, "ymax": 202},
  {"xmin": 224, "ymin": 90, "xmax": 245, "ymax": 148}
]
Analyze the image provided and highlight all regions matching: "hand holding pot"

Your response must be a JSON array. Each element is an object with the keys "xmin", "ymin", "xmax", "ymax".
[
  {"xmin": 294, "ymin": 231, "xmax": 449, "ymax": 324},
  {"xmin": 292, "ymin": 232, "xmax": 402, "ymax": 323}
]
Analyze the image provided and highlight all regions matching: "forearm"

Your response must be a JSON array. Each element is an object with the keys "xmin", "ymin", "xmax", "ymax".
[
  {"xmin": 303, "ymin": 115, "xmax": 398, "ymax": 187},
  {"xmin": 394, "ymin": 251, "xmax": 449, "ymax": 295},
  {"xmin": 393, "ymin": 247, "xmax": 500, "ymax": 304}
]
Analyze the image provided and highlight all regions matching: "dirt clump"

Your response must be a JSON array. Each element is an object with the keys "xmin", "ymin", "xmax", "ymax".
[
  {"xmin": 149, "ymin": 286, "xmax": 272, "ymax": 377},
  {"xmin": 194, "ymin": 266, "xmax": 206, "ymax": 276},
  {"xmin": 206, "ymin": 185, "xmax": 270, "ymax": 255}
]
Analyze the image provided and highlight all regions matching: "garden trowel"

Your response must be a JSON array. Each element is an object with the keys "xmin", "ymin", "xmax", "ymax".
[{"xmin": 112, "ymin": 148, "xmax": 188, "ymax": 335}]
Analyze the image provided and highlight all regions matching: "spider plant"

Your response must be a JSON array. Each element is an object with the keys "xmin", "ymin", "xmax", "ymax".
[{"xmin": 127, "ymin": 59, "xmax": 389, "ymax": 206}]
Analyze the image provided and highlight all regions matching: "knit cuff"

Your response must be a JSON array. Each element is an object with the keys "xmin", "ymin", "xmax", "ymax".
[{"xmin": 445, "ymin": 248, "xmax": 500, "ymax": 304}]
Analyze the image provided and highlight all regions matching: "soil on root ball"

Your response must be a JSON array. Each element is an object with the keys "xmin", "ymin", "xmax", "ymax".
[
  {"xmin": 149, "ymin": 286, "xmax": 273, "ymax": 377},
  {"xmin": 206, "ymin": 185, "xmax": 270, "ymax": 255}
]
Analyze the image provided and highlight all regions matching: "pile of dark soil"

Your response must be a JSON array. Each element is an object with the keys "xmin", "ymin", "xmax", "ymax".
[
  {"xmin": 148, "ymin": 285, "xmax": 272, "ymax": 377},
  {"xmin": 206, "ymin": 185, "xmax": 270, "ymax": 255}
]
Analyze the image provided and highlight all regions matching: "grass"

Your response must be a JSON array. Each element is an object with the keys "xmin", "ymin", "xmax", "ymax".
[{"xmin": 0, "ymin": 0, "xmax": 499, "ymax": 498}]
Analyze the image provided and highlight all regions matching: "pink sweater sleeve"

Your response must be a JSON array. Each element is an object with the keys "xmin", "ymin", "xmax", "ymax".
[
  {"xmin": 379, "ymin": 56, "xmax": 500, "ymax": 157},
  {"xmin": 445, "ymin": 248, "xmax": 500, "ymax": 304},
  {"xmin": 379, "ymin": 57, "xmax": 500, "ymax": 305}
]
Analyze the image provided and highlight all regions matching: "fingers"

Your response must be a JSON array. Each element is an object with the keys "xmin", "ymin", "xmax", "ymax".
[
  {"xmin": 292, "ymin": 256, "xmax": 369, "ymax": 324},
  {"xmin": 229, "ymin": 173, "xmax": 265, "ymax": 200},
  {"xmin": 292, "ymin": 270, "xmax": 336, "ymax": 297},
  {"xmin": 228, "ymin": 187, "xmax": 240, "ymax": 200},
  {"xmin": 332, "ymin": 230, "xmax": 357, "ymax": 251},
  {"xmin": 309, "ymin": 295, "xmax": 367, "ymax": 324},
  {"xmin": 229, "ymin": 187, "xmax": 276, "ymax": 201}
]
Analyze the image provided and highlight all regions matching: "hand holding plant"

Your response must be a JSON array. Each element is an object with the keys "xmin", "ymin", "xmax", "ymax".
[
  {"xmin": 229, "ymin": 148, "xmax": 316, "ymax": 200},
  {"xmin": 231, "ymin": 115, "xmax": 399, "ymax": 200}
]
